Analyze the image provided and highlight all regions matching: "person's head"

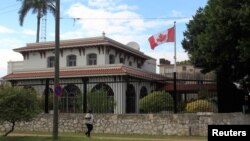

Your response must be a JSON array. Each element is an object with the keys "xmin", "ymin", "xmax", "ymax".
[{"xmin": 88, "ymin": 110, "xmax": 92, "ymax": 113}]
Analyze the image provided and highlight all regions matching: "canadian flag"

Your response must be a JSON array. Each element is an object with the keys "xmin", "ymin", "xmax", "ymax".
[{"xmin": 148, "ymin": 26, "xmax": 175, "ymax": 50}]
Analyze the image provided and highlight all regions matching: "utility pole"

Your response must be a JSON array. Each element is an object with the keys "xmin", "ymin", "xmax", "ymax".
[{"xmin": 53, "ymin": 0, "xmax": 60, "ymax": 140}]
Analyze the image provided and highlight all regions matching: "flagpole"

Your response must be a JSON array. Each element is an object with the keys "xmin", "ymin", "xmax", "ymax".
[
  {"xmin": 173, "ymin": 21, "xmax": 177, "ymax": 113},
  {"xmin": 174, "ymin": 21, "xmax": 176, "ymax": 73}
]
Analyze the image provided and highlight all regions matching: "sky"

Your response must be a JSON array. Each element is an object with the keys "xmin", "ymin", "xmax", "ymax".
[{"xmin": 0, "ymin": 0, "xmax": 208, "ymax": 78}]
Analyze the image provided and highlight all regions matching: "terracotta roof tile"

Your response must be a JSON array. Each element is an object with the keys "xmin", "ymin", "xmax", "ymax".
[
  {"xmin": 14, "ymin": 38, "xmax": 107, "ymax": 51},
  {"xmin": 3, "ymin": 66, "xmax": 166, "ymax": 81},
  {"xmin": 165, "ymin": 83, "xmax": 217, "ymax": 92}
]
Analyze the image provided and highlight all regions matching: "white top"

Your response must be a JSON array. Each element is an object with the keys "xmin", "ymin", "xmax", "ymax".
[{"xmin": 85, "ymin": 113, "xmax": 94, "ymax": 124}]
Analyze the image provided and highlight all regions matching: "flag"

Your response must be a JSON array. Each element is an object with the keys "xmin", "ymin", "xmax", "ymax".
[{"xmin": 148, "ymin": 26, "xmax": 175, "ymax": 50}]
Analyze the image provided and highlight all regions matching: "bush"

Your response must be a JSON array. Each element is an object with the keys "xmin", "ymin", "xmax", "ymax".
[
  {"xmin": 139, "ymin": 91, "xmax": 173, "ymax": 113},
  {"xmin": 87, "ymin": 89, "xmax": 115, "ymax": 113},
  {"xmin": 185, "ymin": 99, "xmax": 217, "ymax": 113},
  {"xmin": 0, "ymin": 85, "xmax": 41, "ymax": 136}
]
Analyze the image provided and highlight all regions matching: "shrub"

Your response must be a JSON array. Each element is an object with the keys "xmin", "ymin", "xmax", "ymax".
[
  {"xmin": 87, "ymin": 89, "xmax": 115, "ymax": 113},
  {"xmin": 185, "ymin": 99, "xmax": 217, "ymax": 113},
  {"xmin": 0, "ymin": 85, "xmax": 41, "ymax": 136},
  {"xmin": 139, "ymin": 91, "xmax": 174, "ymax": 113}
]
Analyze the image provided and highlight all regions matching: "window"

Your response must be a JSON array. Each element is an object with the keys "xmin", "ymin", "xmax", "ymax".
[
  {"xmin": 119, "ymin": 58, "xmax": 124, "ymax": 64},
  {"xmin": 165, "ymin": 68, "xmax": 174, "ymax": 73},
  {"xmin": 129, "ymin": 61, "xmax": 132, "ymax": 66},
  {"xmin": 67, "ymin": 55, "xmax": 76, "ymax": 67},
  {"xmin": 109, "ymin": 54, "xmax": 115, "ymax": 64},
  {"xmin": 137, "ymin": 63, "xmax": 142, "ymax": 68},
  {"xmin": 88, "ymin": 53, "xmax": 97, "ymax": 65},
  {"xmin": 47, "ymin": 56, "xmax": 55, "ymax": 68},
  {"xmin": 182, "ymin": 66, "xmax": 187, "ymax": 71}
]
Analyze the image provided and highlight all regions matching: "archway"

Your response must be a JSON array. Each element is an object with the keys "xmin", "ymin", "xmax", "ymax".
[
  {"xmin": 126, "ymin": 84, "xmax": 136, "ymax": 113},
  {"xmin": 43, "ymin": 88, "xmax": 53, "ymax": 113},
  {"xmin": 90, "ymin": 83, "xmax": 114, "ymax": 113},
  {"xmin": 140, "ymin": 86, "xmax": 148, "ymax": 99},
  {"xmin": 91, "ymin": 83, "xmax": 114, "ymax": 96},
  {"xmin": 61, "ymin": 84, "xmax": 81, "ymax": 113}
]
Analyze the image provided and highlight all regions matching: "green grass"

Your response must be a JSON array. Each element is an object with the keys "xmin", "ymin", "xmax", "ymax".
[{"xmin": 0, "ymin": 132, "xmax": 207, "ymax": 141}]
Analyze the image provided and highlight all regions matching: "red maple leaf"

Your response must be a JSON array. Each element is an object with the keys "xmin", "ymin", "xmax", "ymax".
[{"xmin": 156, "ymin": 33, "xmax": 167, "ymax": 43}]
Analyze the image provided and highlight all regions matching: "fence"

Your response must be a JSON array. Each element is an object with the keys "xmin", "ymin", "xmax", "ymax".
[{"xmin": 13, "ymin": 72, "xmax": 217, "ymax": 114}]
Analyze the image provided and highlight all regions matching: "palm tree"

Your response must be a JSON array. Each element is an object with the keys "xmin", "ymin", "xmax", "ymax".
[{"xmin": 18, "ymin": 0, "xmax": 56, "ymax": 43}]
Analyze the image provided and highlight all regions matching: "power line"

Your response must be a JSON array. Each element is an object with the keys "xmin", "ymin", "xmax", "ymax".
[
  {"xmin": 0, "ymin": 3, "xmax": 19, "ymax": 10},
  {"xmin": 0, "ymin": 8, "xmax": 19, "ymax": 15},
  {"xmin": 60, "ymin": 17, "xmax": 190, "ymax": 20},
  {"xmin": 0, "ymin": 3, "xmax": 20, "ymax": 15}
]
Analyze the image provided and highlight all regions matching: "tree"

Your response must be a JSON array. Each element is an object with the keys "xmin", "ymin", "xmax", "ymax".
[
  {"xmin": 182, "ymin": 0, "xmax": 250, "ymax": 112},
  {"xmin": 0, "ymin": 85, "xmax": 41, "ymax": 136},
  {"xmin": 18, "ymin": 0, "xmax": 56, "ymax": 43}
]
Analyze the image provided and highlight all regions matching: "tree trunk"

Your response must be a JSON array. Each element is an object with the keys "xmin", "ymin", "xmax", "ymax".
[
  {"xmin": 3, "ymin": 121, "xmax": 15, "ymax": 136},
  {"xmin": 36, "ymin": 12, "xmax": 41, "ymax": 43},
  {"xmin": 217, "ymin": 68, "xmax": 243, "ymax": 113}
]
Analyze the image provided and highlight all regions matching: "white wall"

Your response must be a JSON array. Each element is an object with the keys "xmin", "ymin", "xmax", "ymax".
[
  {"xmin": 142, "ymin": 59, "xmax": 156, "ymax": 73},
  {"xmin": 9, "ymin": 46, "xmax": 156, "ymax": 73}
]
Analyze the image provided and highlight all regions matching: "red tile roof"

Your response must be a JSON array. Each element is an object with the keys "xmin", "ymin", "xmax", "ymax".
[
  {"xmin": 3, "ymin": 65, "xmax": 166, "ymax": 81},
  {"xmin": 165, "ymin": 83, "xmax": 217, "ymax": 92},
  {"xmin": 14, "ymin": 37, "xmax": 107, "ymax": 51}
]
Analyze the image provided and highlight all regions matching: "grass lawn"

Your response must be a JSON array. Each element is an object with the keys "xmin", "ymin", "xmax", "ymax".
[{"xmin": 0, "ymin": 132, "xmax": 207, "ymax": 141}]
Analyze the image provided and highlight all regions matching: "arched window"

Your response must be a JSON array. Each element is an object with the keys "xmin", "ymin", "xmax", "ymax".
[
  {"xmin": 109, "ymin": 54, "xmax": 115, "ymax": 64},
  {"xmin": 119, "ymin": 57, "xmax": 124, "ymax": 64},
  {"xmin": 47, "ymin": 56, "xmax": 55, "ymax": 68},
  {"xmin": 67, "ymin": 55, "xmax": 76, "ymax": 67},
  {"xmin": 126, "ymin": 84, "xmax": 136, "ymax": 113},
  {"xmin": 140, "ymin": 86, "xmax": 148, "ymax": 99},
  {"xmin": 61, "ymin": 84, "xmax": 81, "ymax": 113},
  {"xmin": 87, "ymin": 53, "xmax": 97, "ymax": 65},
  {"xmin": 90, "ymin": 83, "xmax": 114, "ymax": 113}
]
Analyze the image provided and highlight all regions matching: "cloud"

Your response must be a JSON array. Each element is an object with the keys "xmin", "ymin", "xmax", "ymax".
[
  {"xmin": 66, "ymin": 1, "xmax": 190, "ymax": 38},
  {"xmin": 22, "ymin": 29, "xmax": 36, "ymax": 36},
  {"xmin": 66, "ymin": 3, "xmax": 144, "ymax": 36},
  {"xmin": 64, "ymin": 0, "xmax": 190, "ymax": 64},
  {"xmin": 0, "ymin": 38, "xmax": 24, "ymax": 49},
  {"xmin": 0, "ymin": 49, "xmax": 23, "ymax": 77},
  {"xmin": 0, "ymin": 25, "xmax": 14, "ymax": 33},
  {"xmin": 170, "ymin": 10, "xmax": 184, "ymax": 17}
]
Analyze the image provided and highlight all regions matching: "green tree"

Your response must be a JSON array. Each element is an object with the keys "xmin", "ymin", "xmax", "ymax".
[
  {"xmin": 139, "ymin": 91, "xmax": 173, "ymax": 113},
  {"xmin": 18, "ymin": 0, "xmax": 56, "ymax": 43},
  {"xmin": 87, "ymin": 89, "xmax": 115, "ymax": 113},
  {"xmin": 182, "ymin": 0, "xmax": 250, "ymax": 112},
  {"xmin": 0, "ymin": 85, "xmax": 41, "ymax": 136}
]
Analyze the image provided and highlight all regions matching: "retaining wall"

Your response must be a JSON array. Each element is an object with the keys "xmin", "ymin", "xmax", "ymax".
[{"xmin": 1, "ymin": 112, "xmax": 250, "ymax": 136}]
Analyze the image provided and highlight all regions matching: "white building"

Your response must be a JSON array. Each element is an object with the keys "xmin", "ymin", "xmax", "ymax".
[
  {"xmin": 158, "ymin": 58, "xmax": 215, "ymax": 80},
  {"xmin": 3, "ymin": 36, "xmax": 165, "ymax": 114}
]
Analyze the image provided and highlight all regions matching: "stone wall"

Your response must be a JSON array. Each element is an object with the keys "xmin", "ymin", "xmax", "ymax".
[{"xmin": 1, "ymin": 113, "xmax": 250, "ymax": 136}]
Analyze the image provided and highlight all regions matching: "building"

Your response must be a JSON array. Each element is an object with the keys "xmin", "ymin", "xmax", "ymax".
[
  {"xmin": 158, "ymin": 58, "xmax": 215, "ymax": 80},
  {"xmin": 3, "ymin": 36, "xmax": 165, "ymax": 114},
  {"xmin": 158, "ymin": 58, "xmax": 217, "ymax": 103},
  {"xmin": 0, "ymin": 78, "xmax": 4, "ymax": 85}
]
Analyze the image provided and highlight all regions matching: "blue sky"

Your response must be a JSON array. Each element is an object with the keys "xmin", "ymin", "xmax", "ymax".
[{"xmin": 0, "ymin": 0, "xmax": 208, "ymax": 77}]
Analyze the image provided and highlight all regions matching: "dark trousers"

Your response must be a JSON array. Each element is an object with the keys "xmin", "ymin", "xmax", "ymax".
[{"xmin": 85, "ymin": 124, "xmax": 93, "ymax": 137}]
